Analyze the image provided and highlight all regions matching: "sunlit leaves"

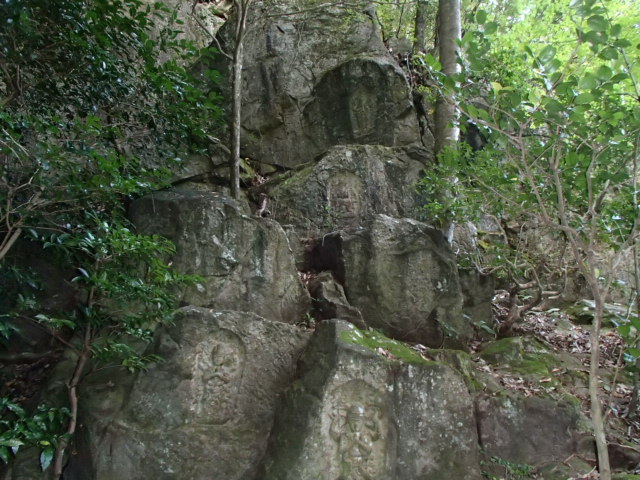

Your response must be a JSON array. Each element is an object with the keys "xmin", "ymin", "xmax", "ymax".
[
  {"xmin": 575, "ymin": 92, "xmax": 595, "ymax": 104},
  {"xmin": 587, "ymin": 15, "xmax": 608, "ymax": 32},
  {"xmin": 537, "ymin": 45, "xmax": 557, "ymax": 67}
]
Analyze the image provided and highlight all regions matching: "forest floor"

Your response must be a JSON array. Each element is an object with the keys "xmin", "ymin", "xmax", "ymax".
[{"xmin": 469, "ymin": 293, "xmax": 640, "ymax": 478}]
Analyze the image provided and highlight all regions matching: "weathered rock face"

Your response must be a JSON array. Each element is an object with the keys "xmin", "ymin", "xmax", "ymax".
[
  {"xmin": 129, "ymin": 188, "xmax": 310, "ymax": 323},
  {"xmin": 145, "ymin": 0, "xmax": 226, "ymax": 52},
  {"xmin": 475, "ymin": 393, "xmax": 586, "ymax": 469},
  {"xmin": 268, "ymin": 144, "xmax": 428, "ymax": 234},
  {"xmin": 341, "ymin": 215, "xmax": 466, "ymax": 347},
  {"xmin": 75, "ymin": 307, "xmax": 312, "ymax": 480},
  {"xmin": 308, "ymin": 271, "xmax": 366, "ymax": 327},
  {"xmin": 459, "ymin": 269, "xmax": 495, "ymax": 327},
  {"xmin": 212, "ymin": 1, "xmax": 421, "ymax": 168},
  {"xmin": 302, "ymin": 57, "xmax": 420, "ymax": 152},
  {"xmin": 259, "ymin": 320, "xmax": 482, "ymax": 480}
]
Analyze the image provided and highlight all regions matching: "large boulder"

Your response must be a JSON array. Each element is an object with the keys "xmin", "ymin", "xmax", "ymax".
[
  {"xmin": 129, "ymin": 188, "xmax": 310, "ymax": 323},
  {"xmin": 259, "ymin": 320, "xmax": 482, "ymax": 479},
  {"xmin": 211, "ymin": 1, "xmax": 422, "ymax": 168},
  {"xmin": 475, "ymin": 393, "xmax": 588, "ymax": 472},
  {"xmin": 267, "ymin": 144, "xmax": 428, "ymax": 234},
  {"xmin": 74, "ymin": 307, "xmax": 312, "ymax": 480},
  {"xmin": 340, "ymin": 215, "xmax": 467, "ymax": 347}
]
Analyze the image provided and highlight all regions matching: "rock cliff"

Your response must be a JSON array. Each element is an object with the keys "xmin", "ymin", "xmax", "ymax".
[{"xmin": 6, "ymin": 2, "xmax": 619, "ymax": 479}]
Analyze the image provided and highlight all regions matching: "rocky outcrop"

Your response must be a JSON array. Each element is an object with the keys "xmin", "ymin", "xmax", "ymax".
[
  {"xmin": 268, "ymin": 144, "xmax": 428, "ymax": 234},
  {"xmin": 307, "ymin": 271, "xmax": 366, "ymax": 327},
  {"xmin": 5, "ymin": 1, "xmax": 608, "ymax": 478},
  {"xmin": 73, "ymin": 308, "xmax": 311, "ymax": 480},
  {"xmin": 129, "ymin": 189, "xmax": 310, "ymax": 324},
  {"xmin": 146, "ymin": 0, "xmax": 226, "ymax": 52},
  {"xmin": 211, "ymin": 1, "xmax": 422, "ymax": 169},
  {"xmin": 341, "ymin": 215, "xmax": 466, "ymax": 347},
  {"xmin": 459, "ymin": 269, "xmax": 495, "ymax": 330},
  {"xmin": 259, "ymin": 320, "xmax": 482, "ymax": 480},
  {"xmin": 475, "ymin": 393, "xmax": 586, "ymax": 469}
]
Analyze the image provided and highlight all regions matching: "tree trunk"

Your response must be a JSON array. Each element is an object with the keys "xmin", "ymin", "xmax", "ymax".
[
  {"xmin": 230, "ymin": 40, "xmax": 243, "ymax": 200},
  {"xmin": 434, "ymin": 0, "xmax": 460, "ymax": 154},
  {"xmin": 413, "ymin": 0, "xmax": 429, "ymax": 54},
  {"xmin": 229, "ymin": 0, "xmax": 250, "ymax": 200},
  {"xmin": 0, "ymin": 227, "xmax": 22, "ymax": 262},
  {"xmin": 590, "ymin": 294, "xmax": 612, "ymax": 480},
  {"xmin": 52, "ymin": 326, "xmax": 92, "ymax": 479}
]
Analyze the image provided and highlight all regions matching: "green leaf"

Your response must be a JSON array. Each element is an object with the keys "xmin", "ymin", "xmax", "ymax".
[
  {"xmin": 508, "ymin": 92, "xmax": 522, "ymax": 108},
  {"xmin": 546, "ymin": 59, "xmax": 562, "ymax": 74},
  {"xmin": 584, "ymin": 30, "xmax": 607, "ymax": 46},
  {"xmin": 0, "ymin": 439, "xmax": 24, "ymax": 449},
  {"xmin": 595, "ymin": 65, "xmax": 613, "ymax": 81},
  {"xmin": 538, "ymin": 45, "xmax": 556, "ymax": 66},
  {"xmin": 613, "ymin": 38, "xmax": 631, "ymax": 48},
  {"xmin": 484, "ymin": 22, "xmax": 498, "ymax": 35},
  {"xmin": 578, "ymin": 72, "xmax": 598, "ymax": 89},
  {"xmin": 39, "ymin": 447, "xmax": 54, "ymax": 471},
  {"xmin": 77, "ymin": 267, "xmax": 90, "ymax": 278},
  {"xmin": 587, "ymin": 15, "xmax": 608, "ymax": 32},
  {"xmin": 0, "ymin": 446, "xmax": 10, "ymax": 463},
  {"xmin": 476, "ymin": 9, "xmax": 487, "ymax": 25},
  {"xmin": 599, "ymin": 47, "xmax": 619, "ymax": 60},
  {"xmin": 543, "ymin": 97, "xmax": 564, "ymax": 114},
  {"xmin": 617, "ymin": 324, "xmax": 631, "ymax": 338},
  {"xmin": 610, "ymin": 23, "xmax": 622, "ymax": 36},
  {"xmin": 0, "ymin": 447, "xmax": 10, "ymax": 463}
]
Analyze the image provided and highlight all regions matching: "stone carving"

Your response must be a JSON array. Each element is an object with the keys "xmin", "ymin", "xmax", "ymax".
[
  {"xmin": 327, "ymin": 380, "xmax": 393, "ymax": 480},
  {"xmin": 191, "ymin": 329, "xmax": 246, "ymax": 424},
  {"xmin": 342, "ymin": 215, "xmax": 467, "ymax": 347},
  {"xmin": 208, "ymin": 1, "xmax": 421, "ymax": 169},
  {"xmin": 268, "ymin": 145, "xmax": 428, "ymax": 241},
  {"xmin": 327, "ymin": 173, "xmax": 364, "ymax": 226}
]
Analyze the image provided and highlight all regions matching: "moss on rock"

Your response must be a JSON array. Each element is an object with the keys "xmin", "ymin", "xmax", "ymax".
[{"xmin": 340, "ymin": 327, "xmax": 433, "ymax": 365}]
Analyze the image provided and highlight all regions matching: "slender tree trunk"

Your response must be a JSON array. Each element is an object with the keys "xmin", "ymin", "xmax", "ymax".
[
  {"xmin": 230, "ymin": 40, "xmax": 243, "ymax": 200},
  {"xmin": 229, "ymin": 0, "xmax": 250, "ymax": 200},
  {"xmin": 413, "ymin": 0, "xmax": 429, "ymax": 54},
  {"xmin": 52, "ymin": 326, "xmax": 92, "ymax": 479},
  {"xmin": 549, "ymin": 156, "xmax": 612, "ymax": 479},
  {"xmin": 0, "ymin": 227, "xmax": 22, "ymax": 262},
  {"xmin": 591, "ymin": 294, "xmax": 611, "ymax": 480},
  {"xmin": 434, "ymin": 0, "xmax": 460, "ymax": 154}
]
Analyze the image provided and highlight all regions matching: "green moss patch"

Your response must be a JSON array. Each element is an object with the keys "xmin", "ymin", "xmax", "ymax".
[
  {"xmin": 479, "ymin": 336, "xmax": 561, "ymax": 378},
  {"xmin": 340, "ymin": 327, "xmax": 432, "ymax": 365}
]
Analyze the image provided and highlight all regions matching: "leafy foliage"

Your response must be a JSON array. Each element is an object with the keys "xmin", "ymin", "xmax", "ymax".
[
  {"xmin": 0, "ymin": 0, "xmax": 220, "ymax": 473},
  {"xmin": 418, "ymin": 0, "xmax": 639, "ymax": 302},
  {"xmin": 33, "ymin": 213, "xmax": 194, "ymax": 366},
  {"xmin": 481, "ymin": 456, "xmax": 533, "ymax": 480},
  {"xmin": 0, "ymin": 0, "xmax": 222, "ymax": 260},
  {"xmin": 0, "ymin": 398, "xmax": 69, "ymax": 470},
  {"xmin": 417, "ymin": 1, "xmax": 638, "ymax": 474}
]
